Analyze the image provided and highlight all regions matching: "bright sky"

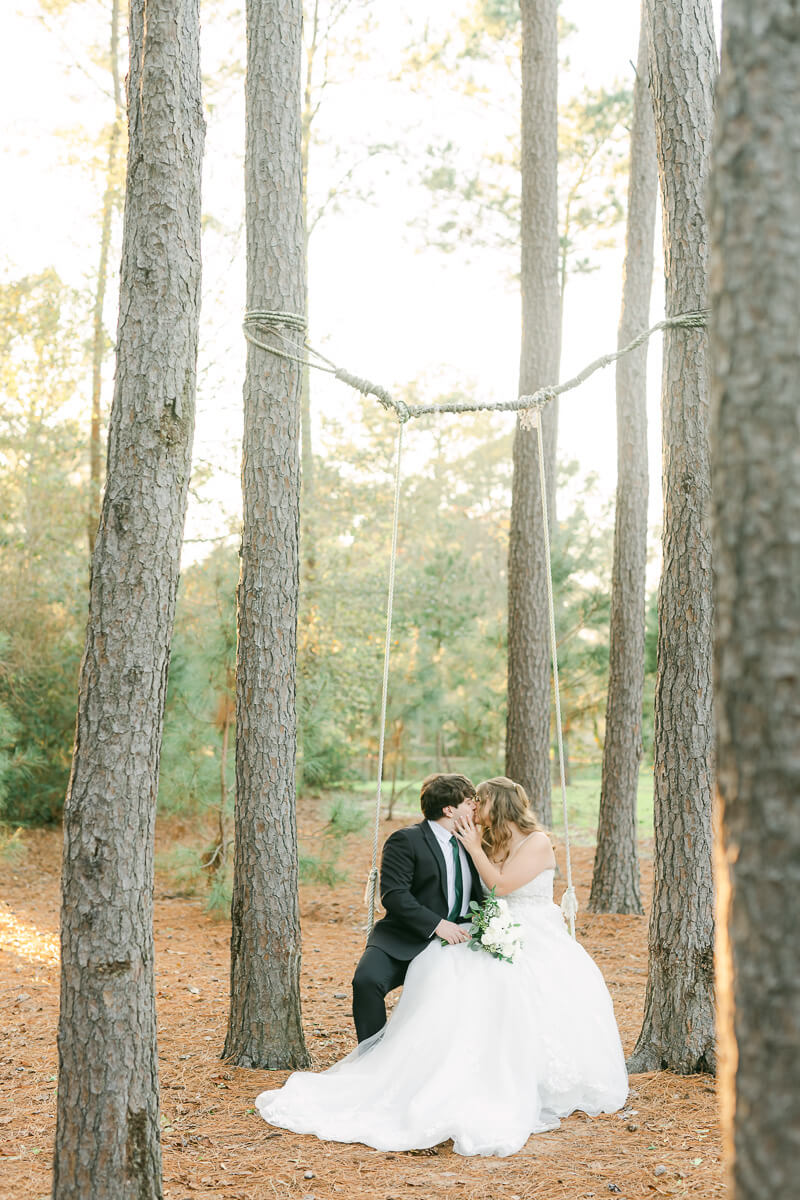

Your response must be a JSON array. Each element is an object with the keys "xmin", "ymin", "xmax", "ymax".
[{"xmin": 1, "ymin": 0, "xmax": 706, "ymax": 573}]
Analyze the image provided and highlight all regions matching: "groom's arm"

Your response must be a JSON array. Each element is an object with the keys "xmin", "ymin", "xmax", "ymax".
[{"xmin": 379, "ymin": 831, "xmax": 442, "ymax": 939}]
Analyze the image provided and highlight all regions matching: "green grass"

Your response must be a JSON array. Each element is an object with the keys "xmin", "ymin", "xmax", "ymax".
[
  {"xmin": 553, "ymin": 766, "xmax": 654, "ymax": 843},
  {"xmin": 337, "ymin": 765, "xmax": 655, "ymax": 845}
]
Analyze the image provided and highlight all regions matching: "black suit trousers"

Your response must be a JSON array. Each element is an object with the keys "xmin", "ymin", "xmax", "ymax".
[
  {"xmin": 351, "ymin": 945, "xmax": 410, "ymax": 1042},
  {"xmin": 350, "ymin": 822, "xmax": 482, "ymax": 1042}
]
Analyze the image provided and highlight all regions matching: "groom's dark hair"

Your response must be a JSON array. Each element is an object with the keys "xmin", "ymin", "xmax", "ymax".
[{"xmin": 419, "ymin": 773, "xmax": 476, "ymax": 821}]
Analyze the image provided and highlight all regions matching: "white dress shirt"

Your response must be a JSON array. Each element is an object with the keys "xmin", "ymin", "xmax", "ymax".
[{"xmin": 427, "ymin": 819, "xmax": 471, "ymax": 920}]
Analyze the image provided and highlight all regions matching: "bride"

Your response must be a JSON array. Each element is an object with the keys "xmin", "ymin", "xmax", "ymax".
[{"xmin": 256, "ymin": 776, "xmax": 629, "ymax": 1157}]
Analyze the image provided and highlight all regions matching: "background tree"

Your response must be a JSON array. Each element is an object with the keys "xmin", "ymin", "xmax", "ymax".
[
  {"xmin": 589, "ymin": 3, "xmax": 656, "ymax": 915},
  {"xmin": 53, "ymin": 0, "xmax": 205, "ymax": 1194},
  {"xmin": 506, "ymin": 0, "xmax": 560, "ymax": 825},
  {"xmin": 627, "ymin": 0, "xmax": 717, "ymax": 1075},
  {"xmin": 224, "ymin": 0, "xmax": 310, "ymax": 1070},
  {"xmin": 711, "ymin": 2, "xmax": 800, "ymax": 1193}
]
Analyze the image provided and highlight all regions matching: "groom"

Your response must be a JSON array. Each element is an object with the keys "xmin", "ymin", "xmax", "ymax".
[{"xmin": 351, "ymin": 773, "xmax": 483, "ymax": 1042}]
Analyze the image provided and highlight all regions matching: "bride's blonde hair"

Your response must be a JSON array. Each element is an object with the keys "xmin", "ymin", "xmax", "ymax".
[{"xmin": 476, "ymin": 776, "xmax": 547, "ymax": 863}]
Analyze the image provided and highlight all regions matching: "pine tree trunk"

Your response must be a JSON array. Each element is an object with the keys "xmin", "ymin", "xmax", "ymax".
[
  {"xmin": 299, "ymin": 3, "xmax": 316, "ymax": 553},
  {"xmin": 53, "ymin": 1, "xmax": 204, "ymax": 1195},
  {"xmin": 506, "ymin": 0, "xmax": 560, "ymax": 827},
  {"xmin": 710, "ymin": 4, "xmax": 800, "ymax": 1193},
  {"xmin": 223, "ymin": 0, "xmax": 310, "ymax": 1070},
  {"xmin": 627, "ymin": 0, "xmax": 717, "ymax": 1075},
  {"xmin": 88, "ymin": 0, "xmax": 124, "ymax": 557},
  {"xmin": 589, "ymin": 4, "xmax": 656, "ymax": 916}
]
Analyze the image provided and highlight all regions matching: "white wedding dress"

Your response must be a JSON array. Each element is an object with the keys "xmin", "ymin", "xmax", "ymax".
[{"xmin": 256, "ymin": 869, "xmax": 629, "ymax": 1157}]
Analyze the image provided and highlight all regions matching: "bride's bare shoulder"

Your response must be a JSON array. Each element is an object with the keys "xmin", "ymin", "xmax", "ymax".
[
  {"xmin": 502, "ymin": 828, "xmax": 554, "ymax": 867},
  {"xmin": 523, "ymin": 830, "xmax": 556, "ymax": 864}
]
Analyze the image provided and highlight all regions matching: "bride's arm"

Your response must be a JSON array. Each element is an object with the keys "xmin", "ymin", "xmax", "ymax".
[{"xmin": 453, "ymin": 818, "xmax": 555, "ymax": 897}]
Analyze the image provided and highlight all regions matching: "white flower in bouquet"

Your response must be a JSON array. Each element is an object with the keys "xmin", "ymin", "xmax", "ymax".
[{"xmin": 464, "ymin": 887, "xmax": 522, "ymax": 964}]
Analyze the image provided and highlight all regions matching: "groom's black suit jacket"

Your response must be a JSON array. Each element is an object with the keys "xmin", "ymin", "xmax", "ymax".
[{"xmin": 366, "ymin": 821, "xmax": 484, "ymax": 961}]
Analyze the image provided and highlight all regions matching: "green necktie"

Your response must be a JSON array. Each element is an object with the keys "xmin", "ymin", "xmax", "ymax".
[{"xmin": 447, "ymin": 834, "xmax": 464, "ymax": 922}]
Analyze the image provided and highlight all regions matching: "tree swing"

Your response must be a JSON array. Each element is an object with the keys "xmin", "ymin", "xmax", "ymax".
[{"xmin": 243, "ymin": 305, "xmax": 708, "ymax": 941}]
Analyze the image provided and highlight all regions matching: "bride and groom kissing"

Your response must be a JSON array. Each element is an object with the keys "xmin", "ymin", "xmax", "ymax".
[{"xmin": 257, "ymin": 772, "xmax": 629, "ymax": 1158}]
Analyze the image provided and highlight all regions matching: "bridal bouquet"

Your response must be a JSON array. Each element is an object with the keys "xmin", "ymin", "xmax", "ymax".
[{"xmin": 466, "ymin": 888, "xmax": 522, "ymax": 964}]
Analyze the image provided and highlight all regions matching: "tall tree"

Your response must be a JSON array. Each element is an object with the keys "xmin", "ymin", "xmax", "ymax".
[
  {"xmin": 627, "ymin": 0, "xmax": 717, "ymax": 1074},
  {"xmin": 224, "ymin": 0, "xmax": 310, "ymax": 1069},
  {"xmin": 710, "ymin": 3, "xmax": 800, "ymax": 1193},
  {"xmin": 53, "ymin": 0, "xmax": 205, "ymax": 1195},
  {"xmin": 506, "ymin": 0, "xmax": 560, "ymax": 826},
  {"xmin": 589, "ymin": 4, "xmax": 656, "ymax": 915},
  {"xmin": 88, "ymin": 0, "xmax": 125, "ymax": 556}
]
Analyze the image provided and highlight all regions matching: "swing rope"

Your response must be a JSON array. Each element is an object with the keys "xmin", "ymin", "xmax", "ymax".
[
  {"xmin": 244, "ymin": 304, "xmax": 709, "ymax": 940},
  {"xmin": 364, "ymin": 418, "xmax": 407, "ymax": 933},
  {"xmin": 524, "ymin": 403, "xmax": 577, "ymax": 937}
]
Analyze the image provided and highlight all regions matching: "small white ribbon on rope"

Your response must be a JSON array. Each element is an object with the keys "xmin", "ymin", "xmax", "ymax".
[
  {"xmin": 518, "ymin": 392, "xmax": 554, "ymax": 432},
  {"xmin": 363, "ymin": 866, "xmax": 378, "ymax": 907},
  {"xmin": 560, "ymin": 887, "xmax": 579, "ymax": 928}
]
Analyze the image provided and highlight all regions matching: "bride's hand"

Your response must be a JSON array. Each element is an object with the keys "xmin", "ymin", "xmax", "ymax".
[{"xmin": 453, "ymin": 813, "xmax": 482, "ymax": 855}]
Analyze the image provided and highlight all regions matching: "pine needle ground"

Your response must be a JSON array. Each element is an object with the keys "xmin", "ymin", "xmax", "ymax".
[{"xmin": 0, "ymin": 806, "xmax": 723, "ymax": 1199}]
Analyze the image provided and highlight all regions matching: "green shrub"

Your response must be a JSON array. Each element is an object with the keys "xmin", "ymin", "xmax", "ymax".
[
  {"xmin": 299, "ymin": 851, "xmax": 346, "ymax": 887},
  {"xmin": 205, "ymin": 867, "xmax": 233, "ymax": 918},
  {"xmin": 155, "ymin": 844, "xmax": 206, "ymax": 896},
  {"xmin": 0, "ymin": 824, "xmax": 27, "ymax": 865},
  {"xmin": 324, "ymin": 794, "xmax": 368, "ymax": 839}
]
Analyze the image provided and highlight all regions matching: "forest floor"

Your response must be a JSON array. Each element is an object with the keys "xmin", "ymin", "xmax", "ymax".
[{"xmin": 1, "ymin": 801, "xmax": 724, "ymax": 1200}]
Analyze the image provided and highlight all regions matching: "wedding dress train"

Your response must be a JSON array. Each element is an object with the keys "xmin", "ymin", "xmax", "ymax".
[{"xmin": 256, "ymin": 869, "xmax": 628, "ymax": 1157}]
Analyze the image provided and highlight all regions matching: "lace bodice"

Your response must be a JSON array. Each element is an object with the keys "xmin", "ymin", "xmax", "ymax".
[{"xmin": 482, "ymin": 867, "xmax": 555, "ymax": 914}]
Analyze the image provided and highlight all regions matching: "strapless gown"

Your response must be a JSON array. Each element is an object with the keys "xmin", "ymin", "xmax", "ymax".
[{"xmin": 255, "ymin": 869, "xmax": 629, "ymax": 1157}]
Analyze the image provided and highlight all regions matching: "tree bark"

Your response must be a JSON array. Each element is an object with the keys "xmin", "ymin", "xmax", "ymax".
[
  {"xmin": 224, "ymin": 0, "xmax": 310, "ymax": 1070},
  {"xmin": 53, "ymin": 1, "xmax": 204, "ymax": 1195},
  {"xmin": 88, "ymin": 0, "xmax": 124, "ymax": 558},
  {"xmin": 627, "ymin": 0, "xmax": 717, "ymax": 1075},
  {"xmin": 506, "ymin": 0, "xmax": 560, "ymax": 827},
  {"xmin": 710, "ymin": 4, "xmax": 800, "ymax": 1193},
  {"xmin": 589, "ymin": 4, "xmax": 656, "ymax": 916},
  {"xmin": 299, "ymin": 0, "xmax": 317, "ymax": 504}
]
